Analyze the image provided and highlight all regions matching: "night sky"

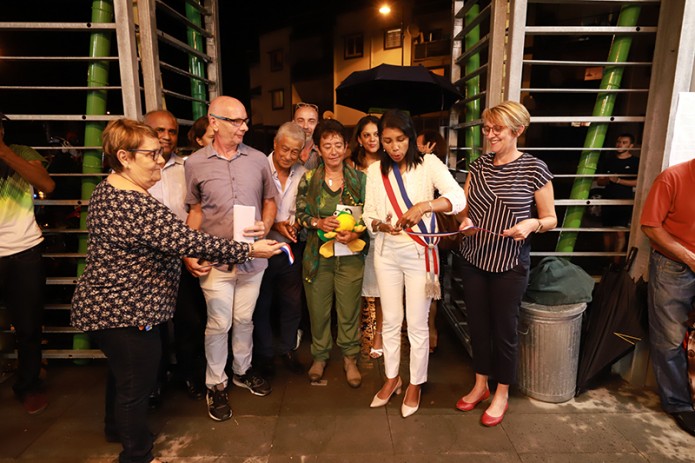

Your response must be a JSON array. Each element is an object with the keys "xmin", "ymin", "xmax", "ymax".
[{"xmin": 0, "ymin": 1, "xmax": 373, "ymax": 117}]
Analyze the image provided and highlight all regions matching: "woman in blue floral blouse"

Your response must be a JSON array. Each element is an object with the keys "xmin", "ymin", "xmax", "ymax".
[{"xmin": 71, "ymin": 119, "xmax": 282, "ymax": 463}]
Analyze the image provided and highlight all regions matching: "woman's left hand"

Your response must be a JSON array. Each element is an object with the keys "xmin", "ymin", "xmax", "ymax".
[
  {"xmin": 335, "ymin": 230, "xmax": 359, "ymax": 244},
  {"xmin": 502, "ymin": 219, "xmax": 537, "ymax": 241}
]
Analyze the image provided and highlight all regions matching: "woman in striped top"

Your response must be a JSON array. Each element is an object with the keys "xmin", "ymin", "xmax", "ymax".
[{"xmin": 454, "ymin": 101, "xmax": 556, "ymax": 427}]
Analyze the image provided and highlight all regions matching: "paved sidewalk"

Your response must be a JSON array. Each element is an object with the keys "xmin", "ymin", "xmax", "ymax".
[{"xmin": 1, "ymin": 322, "xmax": 693, "ymax": 462}]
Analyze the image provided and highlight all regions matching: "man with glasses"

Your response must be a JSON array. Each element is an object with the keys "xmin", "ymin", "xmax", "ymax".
[
  {"xmin": 0, "ymin": 112, "xmax": 55, "ymax": 414},
  {"xmin": 184, "ymin": 96, "xmax": 278, "ymax": 421},
  {"xmin": 292, "ymin": 102, "xmax": 320, "ymax": 170},
  {"xmin": 145, "ymin": 110, "xmax": 208, "ymax": 404}
]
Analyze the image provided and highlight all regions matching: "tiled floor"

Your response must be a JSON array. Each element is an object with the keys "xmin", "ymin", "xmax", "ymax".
[{"xmin": 1, "ymin": 321, "xmax": 694, "ymax": 462}]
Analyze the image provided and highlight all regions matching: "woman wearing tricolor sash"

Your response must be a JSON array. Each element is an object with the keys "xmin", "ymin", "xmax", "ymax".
[{"xmin": 363, "ymin": 109, "xmax": 466, "ymax": 418}]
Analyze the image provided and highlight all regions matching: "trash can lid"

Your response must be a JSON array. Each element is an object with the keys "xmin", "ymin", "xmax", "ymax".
[{"xmin": 521, "ymin": 301, "xmax": 587, "ymax": 319}]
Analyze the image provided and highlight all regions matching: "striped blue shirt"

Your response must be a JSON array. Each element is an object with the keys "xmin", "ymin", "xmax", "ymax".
[{"xmin": 460, "ymin": 152, "xmax": 552, "ymax": 272}]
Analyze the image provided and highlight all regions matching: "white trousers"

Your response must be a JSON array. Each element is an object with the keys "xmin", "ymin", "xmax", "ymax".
[
  {"xmin": 374, "ymin": 238, "xmax": 431, "ymax": 385},
  {"xmin": 199, "ymin": 266, "xmax": 264, "ymax": 388}
]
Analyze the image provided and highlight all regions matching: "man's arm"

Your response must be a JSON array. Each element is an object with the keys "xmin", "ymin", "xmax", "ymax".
[
  {"xmin": 642, "ymin": 225, "xmax": 695, "ymax": 272},
  {"xmin": 0, "ymin": 143, "xmax": 55, "ymax": 193},
  {"xmin": 186, "ymin": 203, "xmax": 204, "ymax": 230},
  {"xmin": 183, "ymin": 203, "xmax": 210, "ymax": 276},
  {"xmin": 261, "ymin": 197, "xmax": 277, "ymax": 238}
]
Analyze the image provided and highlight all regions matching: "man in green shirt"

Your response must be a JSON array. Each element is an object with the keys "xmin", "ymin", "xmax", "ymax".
[{"xmin": 0, "ymin": 113, "xmax": 55, "ymax": 414}]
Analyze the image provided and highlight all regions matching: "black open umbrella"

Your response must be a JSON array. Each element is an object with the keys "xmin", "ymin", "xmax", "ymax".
[
  {"xmin": 576, "ymin": 247, "xmax": 648, "ymax": 395},
  {"xmin": 335, "ymin": 63, "xmax": 462, "ymax": 115}
]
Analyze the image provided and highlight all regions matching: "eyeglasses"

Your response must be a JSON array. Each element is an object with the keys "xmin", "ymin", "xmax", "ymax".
[
  {"xmin": 210, "ymin": 113, "xmax": 250, "ymax": 127},
  {"xmin": 128, "ymin": 148, "xmax": 164, "ymax": 161},
  {"xmin": 481, "ymin": 125, "xmax": 506, "ymax": 135},
  {"xmin": 294, "ymin": 102, "xmax": 319, "ymax": 113}
]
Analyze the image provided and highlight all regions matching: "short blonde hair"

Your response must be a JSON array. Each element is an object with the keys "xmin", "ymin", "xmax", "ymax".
[
  {"xmin": 482, "ymin": 101, "xmax": 530, "ymax": 135},
  {"xmin": 102, "ymin": 118, "xmax": 158, "ymax": 172}
]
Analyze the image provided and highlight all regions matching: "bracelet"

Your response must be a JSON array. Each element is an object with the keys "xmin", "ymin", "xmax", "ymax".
[
  {"xmin": 535, "ymin": 219, "xmax": 543, "ymax": 233},
  {"xmin": 419, "ymin": 200, "xmax": 434, "ymax": 216},
  {"xmin": 247, "ymin": 242, "xmax": 255, "ymax": 261}
]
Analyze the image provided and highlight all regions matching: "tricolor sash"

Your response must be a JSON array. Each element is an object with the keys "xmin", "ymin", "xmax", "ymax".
[{"xmin": 382, "ymin": 162, "xmax": 441, "ymax": 299}]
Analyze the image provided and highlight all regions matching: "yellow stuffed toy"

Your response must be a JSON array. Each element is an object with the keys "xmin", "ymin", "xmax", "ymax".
[{"xmin": 318, "ymin": 210, "xmax": 366, "ymax": 258}]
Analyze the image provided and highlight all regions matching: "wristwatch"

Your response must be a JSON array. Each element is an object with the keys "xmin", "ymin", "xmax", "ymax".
[{"xmin": 311, "ymin": 217, "xmax": 319, "ymax": 228}]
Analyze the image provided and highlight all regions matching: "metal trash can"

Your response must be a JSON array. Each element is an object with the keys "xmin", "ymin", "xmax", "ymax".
[{"xmin": 517, "ymin": 301, "xmax": 587, "ymax": 403}]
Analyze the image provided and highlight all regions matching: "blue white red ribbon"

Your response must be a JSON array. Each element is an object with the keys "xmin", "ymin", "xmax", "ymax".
[
  {"xmin": 280, "ymin": 243, "xmax": 295, "ymax": 265},
  {"xmin": 404, "ymin": 230, "xmax": 461, "ymax": 237}
]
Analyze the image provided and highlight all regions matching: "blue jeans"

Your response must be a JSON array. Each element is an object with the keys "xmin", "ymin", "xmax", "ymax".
[
  {"xmin": 91, "ymin": 326, "xmax": 161, "ymax": 463},
  {"xmin": 647, "ymin": 250, "xmax": 695, "ymax": 413}
]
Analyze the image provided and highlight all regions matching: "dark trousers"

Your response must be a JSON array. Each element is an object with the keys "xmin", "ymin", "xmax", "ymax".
[
  {"xmin": 173, "ymin": 267, "xmax": 207, "ymax": 383},
  {"xmin": 91, "ymin": 326, "xmax": 161, "ymax": 463},
  {"xmin": 459, "ymin": 258, "xmax": 529, "ymax": 385},
  {"xmin": 253, "ymin": 242, "xmax": 304, "ymax": 358},
  {"xmin": 0, "ymin": 243, "xmax": 45, "ymax": 396}
]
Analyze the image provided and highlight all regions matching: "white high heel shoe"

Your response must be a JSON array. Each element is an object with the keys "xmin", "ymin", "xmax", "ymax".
[
  {"xmin": 401, "ymin": 385, "xmax": 421, "ymax": 418},
  {"xmin": 370, "ymin": 377, "xmax": 402, "ymax": 408}
]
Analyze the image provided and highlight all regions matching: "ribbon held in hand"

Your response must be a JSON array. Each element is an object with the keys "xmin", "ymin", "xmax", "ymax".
[
  {"xmin": 279, "ymin": 243, "xmax": 295, "ymax": 265},
  {"xmin": 460, "ymin": 224, "xmax": 506, "ymax": 237}
]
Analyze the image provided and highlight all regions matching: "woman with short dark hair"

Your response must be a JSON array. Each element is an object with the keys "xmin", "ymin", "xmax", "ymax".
[{"xmin": 295, "ymin": 118, "xmax": 367, "ymax": 387}]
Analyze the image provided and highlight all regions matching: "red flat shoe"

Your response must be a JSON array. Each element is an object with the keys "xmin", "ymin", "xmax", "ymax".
[
  {"xmin": 481, "ymin": 403, "xmax": 508, "ymax": 427},
  {"xmin": 455, "ymin": 389, "xmax": 490, "ymax": 412}
]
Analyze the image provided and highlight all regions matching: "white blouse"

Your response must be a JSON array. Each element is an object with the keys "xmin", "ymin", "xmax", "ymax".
[{"xmin": 363, "ymin": 154, "xmax": 466, "ymax": 256}]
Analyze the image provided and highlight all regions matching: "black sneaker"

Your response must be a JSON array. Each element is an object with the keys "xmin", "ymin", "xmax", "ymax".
[
  {"xmin": 206, "ymin": 384, "xmax": 232, "ymax": 421},
  {"xmin": 232, "ymin": 372, "xmax": 272, "ymax": 396},
  {"xmin": 672, "ymin": 411, "xmax": 695, "ymax": 436}
]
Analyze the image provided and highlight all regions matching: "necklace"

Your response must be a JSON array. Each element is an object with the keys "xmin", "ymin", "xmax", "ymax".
[
  {"xmin": 326, "ymin": 175, "xmax": 343, "ymax": 188},
  {"xmin": 325, "ymin": 169, "xmax": 343, "ymax": 188}
]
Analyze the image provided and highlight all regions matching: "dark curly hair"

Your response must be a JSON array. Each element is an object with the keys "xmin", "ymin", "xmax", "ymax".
[{"xmin": 349, "ymin": 115, "xmax": 382, "ymax": 168}]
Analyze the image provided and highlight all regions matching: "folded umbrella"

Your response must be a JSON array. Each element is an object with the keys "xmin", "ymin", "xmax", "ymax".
[
  {"xmin": 575, "ymin": 247, "xmax": 648, "ymax": 395},
  {"xmin": 336, "ymin": 63, "xmax": 462, "ymax": 115}
]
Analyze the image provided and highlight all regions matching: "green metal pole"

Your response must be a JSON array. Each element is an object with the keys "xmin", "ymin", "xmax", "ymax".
[
  {"xmin": 555, "ymin": 5, "xmax": 641, "ymax": 253},
  {"xmin": 74, "ymin": 0, "xmax": 114, "ymax": 359},
  {"xmin": 185, "ymin": 1, "xmax": 208, "ymax": 119},
  {"xmin": 464, "ymin": 5, "xmax": 482, "ymax": 167}
]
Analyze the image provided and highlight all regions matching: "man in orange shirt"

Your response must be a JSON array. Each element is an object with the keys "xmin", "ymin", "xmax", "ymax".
[{"xmin": 640, "ymin": 157, "xmax": 695, "ymax": 436}]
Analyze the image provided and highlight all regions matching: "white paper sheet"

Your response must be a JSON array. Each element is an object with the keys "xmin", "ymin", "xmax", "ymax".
[{"xmin": 233, "ymin": 204, "xmax": 256, "ymax": 244}]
